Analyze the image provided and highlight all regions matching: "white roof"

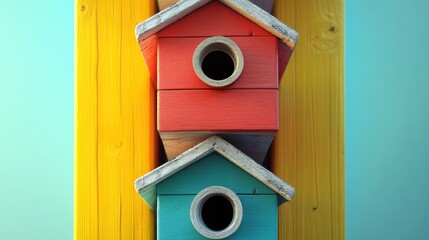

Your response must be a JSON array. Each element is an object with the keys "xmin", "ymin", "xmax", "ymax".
[
  {"xmin": 135, "ymin": 0, "xmax": 298, "ymax": 49},
  {"xmin": 135, "ymin": 136, "xmax": 295, "ymax": 209}
]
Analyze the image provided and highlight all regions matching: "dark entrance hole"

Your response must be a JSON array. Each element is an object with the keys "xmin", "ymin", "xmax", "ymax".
[
  {"xmin": 201, "ymin": 195, "xmax": 233, "ymax": 231},
  {"xmin": 201, "ymin": 51, "xmax": 235, "ymax": 80}
]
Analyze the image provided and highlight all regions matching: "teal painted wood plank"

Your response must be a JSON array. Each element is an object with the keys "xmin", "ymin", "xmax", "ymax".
[
  {"xmin": 157, "ymin": 152, "xmax": 275, "ymax": 195},
  {"xmin": 158, "ymin": 194, "xmax": 278, "ymax": 240}
]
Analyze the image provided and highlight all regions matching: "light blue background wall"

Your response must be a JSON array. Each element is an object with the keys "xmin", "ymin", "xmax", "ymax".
[
  {"xmin": 346, "ymin": 0, "xmax": 429, "ymax": 239},
  {"xmin": 0, "ymin": 0, "xmax": 73, "ymax": 239},
  {"xmin": 1, "ymin": 0, "xmax": 429, "ymax": 239}
]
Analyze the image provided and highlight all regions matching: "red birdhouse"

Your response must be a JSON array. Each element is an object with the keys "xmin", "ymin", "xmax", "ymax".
[{"xmin": 136, "ymin": 0, "xmax": 298, "ymax": 164}]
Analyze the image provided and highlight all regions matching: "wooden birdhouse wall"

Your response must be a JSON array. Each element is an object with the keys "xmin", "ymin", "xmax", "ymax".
[
  {"xmin": 156, "ymin": 152, "xmax": 278, "ymax": 239},
  {"xmin": 158, "ymin": 195, "xmax": 277, "ymax": 239},
  {"xmin": 155, "ymin": 1, "xmax": 280, "ymax": 133},
  {"xmin": 158, "ymin": 37, "xmax": 279, "ymax": 90},
  {"xmin": 157, "ymin": 153, "xmax": 276, "ymax": 194},
  {"xmin": 156, "ymin": 7, "xmax": 280, "ymax": 130}
]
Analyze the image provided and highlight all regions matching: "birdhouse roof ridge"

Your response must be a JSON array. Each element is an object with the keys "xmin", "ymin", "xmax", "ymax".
[
  {"xmin": 135, "ymin": 0, "xmax": 298, "ymax": 49},
  {"xmin": 135, "ymin": 136, "xmax": 295, "ymax": 209}
]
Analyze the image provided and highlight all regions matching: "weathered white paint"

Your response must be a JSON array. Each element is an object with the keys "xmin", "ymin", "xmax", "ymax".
[
  {"xmin": 134, "ymin": 136, "xmax": 295, "ymax": 209},
  {"xmin": 135, "ymin": 0, "xmax": 298, "ymax": 49},
  {"xmin": 157, "ymin": 0, "xmax": 274, "ymax": 13}
]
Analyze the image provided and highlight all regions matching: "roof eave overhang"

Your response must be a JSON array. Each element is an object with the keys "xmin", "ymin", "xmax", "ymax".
[
  {"xmin": 135, "ymin": 136, "xmax": 295, "ymax": 210},
  {"xmin": 135, "ymin": 0, "xmax": 298, "ymax": 50}
]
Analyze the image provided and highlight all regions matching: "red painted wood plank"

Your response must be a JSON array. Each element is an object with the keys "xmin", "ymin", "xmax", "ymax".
[
  {"xmin": 139, "ymin": 35, "xmax": 158, "ymax": 86},
  {"xmin": 158, "ymin": 89, "xmax": 278, "ymax": 131},
  {"xmin": 278, "ymin": 40, "xmax": 293, "ymax": 81},
  {"xmin": 158, "ymin": 1, "xmax": 271, "ymax": 38},
  {"xmin": 158, "ymin": 36, "xmax": 278, "ymax": 90}
]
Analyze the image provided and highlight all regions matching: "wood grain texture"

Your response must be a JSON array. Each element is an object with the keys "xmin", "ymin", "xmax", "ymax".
[
  {"xmin": 159, "ymin": 131, "xmax": 275, "ymax": 164},
  {"xmin": 75, "ymin": 0, "xmax": 158, "ymax": 239},
  {"xmin": 158, "ymin": 89, "xmax": 278, "ymax": 131},
  {"xmin": 158, "ymin": 194, "xmax": 278, "ymax": 240},
  {"xmin": 271, "ymin": 0, "xmax": 344, "ymax": 239},
  {"xmin": 157, "ymin": 1, "xmax": 271, "ymax": 38},
  {"xmin": 139, "ymin": 35, "xmax": 158, "ymax": 87},
  {"xmin": 158, "ymin": 36, "xmax": 278, "ymax": 90}
]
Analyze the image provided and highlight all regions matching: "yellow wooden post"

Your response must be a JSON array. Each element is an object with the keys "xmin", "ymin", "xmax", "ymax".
[
  {"xmin": 75, "ymin": 0, "xmax": 157, "ymax": 239},
  {"xmin": 272, "ymin": 0, "xmax": 344, "ymax": 239}
]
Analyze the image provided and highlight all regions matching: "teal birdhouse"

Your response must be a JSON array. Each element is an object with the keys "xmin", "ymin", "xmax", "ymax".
[{"xmin": 135, "ymin": 136, "xmax": 295, "ymax": 239}]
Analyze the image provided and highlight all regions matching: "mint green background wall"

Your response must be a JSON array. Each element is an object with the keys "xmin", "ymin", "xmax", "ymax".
[
  {"xmin": 0, "ymin": 1, "xmax": 73, "ymax": 239},
  {"xmin": 346, "ymin": 0, "xmax": 429, "ymax": 239}
]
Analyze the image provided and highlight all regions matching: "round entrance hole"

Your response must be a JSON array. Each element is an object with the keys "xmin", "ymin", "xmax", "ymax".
[
  {"xmin": 201, "ymin": 51, "xmax": 235, "ymax": 81},
  {"xmin": 190, "ymin": 186, "xmax": 243, "ymax": 239},
  {"xmin": 201, "ymin": 195, "xmax": 234, "ymax": 231},
  {"xmin": 193, "ymin": 36, "xmax": 244, "ymax": 87}
]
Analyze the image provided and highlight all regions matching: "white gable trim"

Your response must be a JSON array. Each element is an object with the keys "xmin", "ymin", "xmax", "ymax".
[
  {"xmin": 135, "ymin": 136, "xmax": 295, "ymax": 209},
  {"xmin": 135, "ymin": 0, "xmax": 298, "ymax": 49}
]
